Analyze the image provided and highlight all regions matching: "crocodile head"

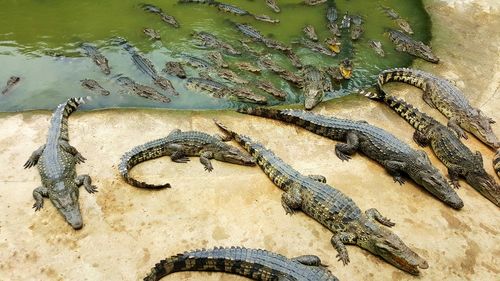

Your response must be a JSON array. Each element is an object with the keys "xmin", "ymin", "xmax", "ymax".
[
  {"xmin": 48, "ymin": 181, "xmax": 83, "ymax": 229},
  {"xmin": 464, "ymin": 152, "xmax": 500, "ymax": 206},
  {"xmin": 408, "ymin": 151, "xmax": 464, "ymax": 209},
  {"xmin": 414, "ymin": 42, "xmax": 439, "ymax": 63},
  {"xmin": 213, "ymin": 144, "xmax": 256, "ymax": 166},
  {"xmin": 304, "ymin": 89, "xmax": 323, "ymax": 110},
  {"xmin": 462, "ymin": 110, "xmax": 500, "ymax": 149},
  {"xmin": 357, "ymin": 219, "xmax": 428, "ymax": 275}
]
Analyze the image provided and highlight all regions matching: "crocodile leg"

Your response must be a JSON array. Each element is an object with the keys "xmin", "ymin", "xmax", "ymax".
[
  {"xmin": 383, "ymin": 160, "xmax": 407, "ymax": 185},
  {"xmin": 60, "ymin": 141, "xmax": 86, "ymax": 164},
  {"xmin": 200, "ymin": 151, "xmax": 214, "ymax": 172},
  {"xmin": 32, "ymin": 186, "xmax": 48, "ymax": 211},
  {"xmin": 308, "ymin": 174, "xmax": 327, "ymax": 183},
  {"xmin": 291, "ymin": 255, "xmax": 325, "ymax": 266},
  {"xmin": 335, "ymin": 132, "xmax": 359, "ymax": 161},
  {"xmin": 214, "ymin": 133, "xmax": 232, "ymax": 142},
  {"xmin": 75, "ymin": 175, "xmax": 98, "ymax": 193},
  {"xmin": 24, "ymin": 145, "xmax": 45, "ymax": 168},
  {"xmin": 448, "ymin": 168, "xmax": 461, "ymax": 189},
  {"xmin": 365, "ymin": 208, "xmax": 396, "ymax": 227},
  {"xmin": 448, "ymin": 116, "xmax": 468, "ymax": 139},
  {"xmin": 281, "ymin": 184, "xmax": 302, "ymax": 215},
  {"xmin": 331, "ymin": 232, "xmax": 356, "ymax": 265},
  {"xmin": 413, "ymin": 131, "xmax": 430, "ymax": 147},
  {"xmin": 171, "ymin": 150, "xmax": 190, "ymax": 163}
]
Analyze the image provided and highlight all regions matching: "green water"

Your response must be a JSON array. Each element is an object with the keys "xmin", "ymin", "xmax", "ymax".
[{"xmin": 0, "ymin": 0, "xmax": 431, "ymax": 111}]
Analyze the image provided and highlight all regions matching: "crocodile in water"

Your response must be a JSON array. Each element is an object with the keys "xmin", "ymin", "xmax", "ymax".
[
  {"xmin": 191, "ymin": 31, "xmax": 241, "ymax": 55},
  {"xmin": 119, "ymin": 129, "xmax": 255, "ymax": 188},
  {"xmin": 387, "ymin": 29, "xmax": 439, "ymax": 63},
  {"xmin": 237, "ymin": 107, "xmax": 464, "ymax": 209},
  {"xmin": 81, "ymin": 43, "xmax": 111, "ymax": 75},
  {"xmin": 214, "ymin": 120, "xmax": 429, "ymax": 275},
  {"xmin": 80, "ymin": 79, "xmax": 110, "ymax": 96},
  {"xmin": 24, "ymin": 97, "xmax": 97, "ymax": 229},
  {"xmin": 378, "ymin": 68, "xmax": 499, "ymax": 149},
  {"xmin": 141, "ymin": 3, "xmax": 179, "ymax": 28},
  {"xmin": 1, "ymin": 76, "xmax": 20, "ymax": 95},
  {"xmin": 117, "ymin": 77, "xmax": 171, "ymax": 103},
  {"xmin": 144, "ymin": 246, "xmax": 338, "ymax": 281}
]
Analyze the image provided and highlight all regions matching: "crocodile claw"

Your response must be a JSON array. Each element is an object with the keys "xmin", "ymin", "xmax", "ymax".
[
  {"xmin": 85, "ymin": 185, "xmax": 98, "ymax": 194},
  {"xmin": 173, "ymin": 157, "xmax": 190, "ymax": 163},
  {"xmin": 33, "ymin": 201, "xmax": 43, "ymax": 211},
  {"xmin": 23, "ymin": 160, "xmax": 36, "ymax": 169},
  {"xmin": 75, "ymin": 153, "xmax": 86, "ymax": 164},
  {"xmin": 393, "ymin": 176, "xmax": 406, "ymax": 185},
  {"xmin": 335, "ymin": 150, "xmax": 351, "ymax": 162},
  {"xmin": 336, "ymin": 253, "xmax": 349, "ymax": 266},
  {"xmin": 204, "ymin": 166, "xmax": 213, "ymax": 172}
]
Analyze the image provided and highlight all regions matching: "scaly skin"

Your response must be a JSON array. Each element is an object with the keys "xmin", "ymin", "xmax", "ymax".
[
  {"xmin": 1, "ymin": 76, "xmax": 20, "ymax": 95},
  {"xmin": 495, "ymin": 150, "xmax": 500, "ymax": 179},
  {"xmin": 214, "ymin": 121, "xmax": 429, "ymax": 275},
  {"xmin": 366, "ymin": 88, "xmax": 500, "ymax": 207},
  {"xmin": 191, "ymin": 31, "xmax": 241, "ymax": 55},
  {"xmin": 378, "ymin": 68, "xmax": 499, "ymax": 149},
  {"xmin": 186, "ymin": 77, "xmax": 267, "ymax": 104},
  {"xmin": 24, "ymin": 97, "xmax": 97, "ymax": 229},
  {"xmin": 180, "ymin": 0, "xmax": 278, "ymax": 23},
  {"xmin": 387, "ymin": 29, "xmax": 439, "ymax": 63},
  {"xmin": 81, "ymin": 43, "xmax": 110, "ymax": 75},
  {"xmin": 144, "ymin": 246, "xmax": 338, "ymax": 281},
  {"xmin": 80, "ymin": 79, "xmax": 110, "ymax": 96},
  {"xmin": 129, "ymin": 51, "xmax": 179, "ymax": 96},
  {"xmin": 301, "ymin": 38, "xmax": 337, "ymax": 57},
  {"xmin": 119, "ymin": 129, "xmax": 255, "ymax": 189},
  {"xmin": 302, "ymin": 65, "xmax": 326, "ymax": 110},
  {"xmin": 141, "ymin": 3, "xmax": 179, "ymax": 28},
  {"xmin": 117, "ymin": 77, "xmax": 171, "ymax": 103},
  {"xmin": 303, "ymin": 25, "xmax": 318, "ymax": 41},
  {"xmin": 237, "ymin": 107, "xmax": 464, "ymax": 209},
  {"xmin": 163, "ymin": 61, "xmax": 187, "ymax": 79},
  {"xmin": 143, "ymin": 28, "xmax": 161, "ymax": 40}
]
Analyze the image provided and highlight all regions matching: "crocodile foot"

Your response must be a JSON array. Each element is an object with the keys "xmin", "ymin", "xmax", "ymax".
[{"xmin": 393, "ymin": 175, "xmax": 406, "ymax": 185}]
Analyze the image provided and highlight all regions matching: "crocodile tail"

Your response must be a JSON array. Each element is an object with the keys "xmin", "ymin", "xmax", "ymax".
[
  {"xmin": 378, "ymin": 68, "xmax": 428, "ymax": 89},
  {"xmin": 52, "ymin": 97, "xmax": 88, "ymax": 141},
  {"xmin": 178, "ymin": 0, "xmax": 218, "ymax": 5},
  {"xmin": 118, "ymin": 143, "xmax": 171, "ymax": 189},
  {"xmin": 494, "ymin": 149, "xmax": 500, "ymax": 179},
  {"xmin": 236, "ymin": 106, "xmax": 284, "ymax": 120}
]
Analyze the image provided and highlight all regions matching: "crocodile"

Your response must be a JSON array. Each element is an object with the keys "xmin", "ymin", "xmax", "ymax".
[
  {"xmin": 302, "ymin": 65, "xmax": 328, "ymax": 110},
  {"xmin": 163, "ymin": 61, "xmax": 187, "ymax": 79},
  {"xmin": 143, "ymin": 28, "xmax": 161, "ymax": 40},
  {"xmin": 180, "ymin": 1, "xmax": 279, "ymax": 23},
  {"xmin": 257, "ymin": 56, "xmax": 303, "ymax": 87},
  {"xmin": 81, "ymin": 43, "xmax": 110, "ymax": 75},
  {"xmin": 186, "ymin": 77, "xmax": 266, "ymax": 104},
  {"xmin": 1, "ymin": 76, "xmax": 20, "ymax": 95},
  {"xmin": 80, "ymin": 79, "xmax": 110, "ymax": 96},
  {"xmin": 380, "ymin": 5, "xmax": 413, "ymax": 34},
  {"xmin": 303, "ymin": 25, "xmax": 319, "ymax": 42},
  {"xmin": 181, "ymin": 53, "xmax": 214, "ymax": 69},
  {"xmin": 235, "ymin": 62, "xmax": 262, "ymax": 74},
  {"xmin": 236, "ymin": 108, "xmax": 464, "ymax": 209},
  {"xmin": 232, "ymin": 87, "xmax": 268, "ymax": 104},
  {"xmin": 369, "ymin": 40, "xmax": 385, "ymax": 57},
  {"xmin": 325, "ymin": 37, "xmax": 341, "ymax": 54},
  {"xmin": 304, "ymin": 0, "xmax": 327, "ymax": 6},
  {"xmin": 255, "ymin": 80, "xmax": 287, "ymax": 100},
  {"xmin": 253, "ymin": 14, "xmax": 280, "ymax": 24},
  {"xmin": 117, "ymin": 76, "xmax": 171, "ymax": 103},
  {"xmin": 301, "ymin": 38, "xmax": 337, "ymax": 57},
  {"xmin": 326, "ymin": 5, "xmax": 338, "ymax": 23},
  {"xmin": 191, "ymin": 31, "xmax": 241, "ymax": 55},
  {"xmin": 341, "ymin": 12, "xmax": 351, "ymax": 29},
  {"xmin": 119, "ymin": 129, "xmax": 255, "ymax": 189},
  {"xmin": 214, "ymin": 120, "xmax": 429, "ymax": 275},
  {"xmin": 351, "ymin": 25, "xmax": 363, "ymax": 41},
  {"xmin": 495, "ymin": 149, "xmax": 500, "ymax": 179},
  {"xmin": 24, "ymin": 97, "xmax": 97, "ymax": 229},
  {"xmin": 266, "ymin": 0, "xmax": 280, "ymax": 13},
  {"xmin": 365, "ymin": 87, "xmax": 500, "ymax": 207},
  {"xmin": 324, "ymin": 66, "xmax": 344, "ymax": 83},
  {"xmin": 144, "ymin": 246, "xmax": 338, "ymax": 281},
  {"xmin": 378, "ymin": 68, "xmax": 499, "ymax": 149},
  {"xmin": 234, "ymin": 22, "xmax": 266, "ymax": 42},
  {"xmin": 206, "ymin": 51, "xmax": 228, "ymax": 68},
  {"xmin": 339, "ymin": 58, "xmax": 353, "ymax": 79},
  {"xmin": 285, "ymin": 50, "xmax": 304, "ymax": 69},
  {"xmin": 215, "ymin": 68, "xmax": 249, "ymax": 84},
  {"xmin": 387, "ymin": 29, "xmax": 439, "ymax": 63},
  {"xmin": 141, "ymin": 3, "xmax": 179, "ymax": 28}
]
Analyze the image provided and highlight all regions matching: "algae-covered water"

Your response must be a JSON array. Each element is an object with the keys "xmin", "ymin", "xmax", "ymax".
[{"xmin": 0, "ymin": 0, "xmax": 431, "ymax": 111}]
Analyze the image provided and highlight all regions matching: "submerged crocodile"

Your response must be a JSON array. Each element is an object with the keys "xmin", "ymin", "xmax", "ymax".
[
  {"xmin": 144, "ymin": 246, "xmax": 338, "ymax": 281},
  {"xmin": 495, "ymin": 150, "xmax": 500, "ymax": 179},
  {"xmin": 179, "ymin": 0, "xmax": 279, "ymax": 23},
  {"xmin": 255, "ymin": 80, "xmax": 287, "ymax": 100},
  {"xmin": 301, "ymin": 38, "xmax": 337, "ymax": 57},
  {"xmin": 141, "ymin": 3, "xmax": 179, "ymax": 28},
  {"xmin": 81, "ymin": 43, "xmax": 110, "ymax": 75},
  {"xmin": 80, "ymin": 79, "xmax": 110, "ymax": 96},
  {"xmin": 378, "ymin": 68, "xmax": 499, "ymax": 149},
  {"xmin": 215, "ymin": 121, "xmax": 429, "ymax": 275},
  {"xmin": 119, "ymin": 129, "xmax": 255, "ymax": 188},
  {"xmin": 24, "ymin": 97, "xmax": 97, "ymax": 229},
  {"xmin": 130, "ymin": 51, "xmax": 178, "ymax": 95},
  {"xmin": 366, "ymin": 88, "xmax": 500, "ymax": 207},
  {"xmin": 163, "ymin": 61, "xmax": 187, "ymax": 79},
  {"xmin": 266, "ymin": 0, "xmax": 280, "ymax": 13},
  {"xmin": 303, "ymin": 25, "xmax": 318, "ymax": 41},
  {"xmin": 191, "ymin": 31, "xmax": 241, "ymax": 55},
  {"xmin": 143, "ymin": 28, "xmax": 161, "ymax": 40},
  {"xmin": 1, "ymin": 76, "xmax": 20, "ymax": 95},
  {"xmin": 387, "ymin": 29, "xmax": 439, "ymax": 63},
  {"xmin": 237, "ymin": 108, "xmax": 464, "ymax": 209},
  {"xmin": 186, "ymin": 77, "xmax": 267, "ymax": 104},
  {"xmin": 380, "ymin": 5, "xmax": 414, "ymax": 35},
  {"xmin": 117, "ymin": 77, "xmax": 171, "ymax": 103}
]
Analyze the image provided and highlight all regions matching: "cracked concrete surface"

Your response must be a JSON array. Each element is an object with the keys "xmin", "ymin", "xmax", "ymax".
[{"xmin": 0, "ymin": 0, "xmax": 499, "ymax": 280}]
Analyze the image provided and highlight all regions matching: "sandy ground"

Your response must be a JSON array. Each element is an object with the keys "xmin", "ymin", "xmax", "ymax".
[{"xmin": 0, "ymin": 0, "xmax": 499, "ymax": 280}]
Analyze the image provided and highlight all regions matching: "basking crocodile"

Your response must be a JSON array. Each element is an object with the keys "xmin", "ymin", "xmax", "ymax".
[
  {"xmin": 119, "ymin": 129, "xmax": 255, "ymax": 189},
  {"xmin": 117, "ymin": 77, "xmax": 171, "ymax": 103},
  {"xmin": 191, "ymin": 31, "xmax": 241, "ymax": 55},
  {"xmin": 365, "ymin": 88, "xmax": 500, "ymax": 207},
  {"xmin": 302, "ymin": 65, "xmax": 328, "ymax": 110},
  {"xmin": 378, "ymin": 68, "xmax": 499, "ymax": 149},
  {"xmin": 495, "ymin": 149, "xmax": 500, "ymax": 179},
  {"xmin": 303, "ymin": 25, "xmax": 318, "ymax": 42},
  {"xmin": 141, "ymin": 3, "xmax": 179, "ymax": 28},
  {"xmin": 24, "ymin": 97, "xmax": 97, "ymax": 229},
  {"xmin": 236, "ymin": 108, "xmax": 464, "ymax": 209},
  {"xmin": 81, "ymin": 43, "xmax": 110, "ymax": 75},
  {"xmin": 1, "ymin": 76, "xmax": 20, "ymax": 95},
  {"xmin": 144, "ymin": 246, "xmax": 338, "ymax": 281},
  {"xmin": 186, "ymin": 77, "xmax": 267, "ymax": 104},
  {"xmin": 80, "ymin": 79, "xmax": 110, "ymax": 96},
  {"xmin": 387, "ymin": 29, "xmax": 439, "ymax": 63},
  {"xmin": 163, "ymin": 61, "xmax": 187, "ymax": 79},
  {"xmin": 215, "ymin": 121, "xmax": 429, "ymax": 275},
  {"xmin": 266, "ymin": 0, "xmax": 280, "ymax": 13}
]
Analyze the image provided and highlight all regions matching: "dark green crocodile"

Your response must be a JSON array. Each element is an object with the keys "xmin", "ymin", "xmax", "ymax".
[
  {"xmin": 214, "ymin": 121, "xmax": 429, "ymax": 275},
  {"xmin": 119, "ymin": 129, "xmax": 255, "ymax": 188},
  {"xmin": 365, "ymin": 88, "xmax": 500, "ymax": 207},
  {"xmin": 24, "ymin": 97, "xmax": 97, "ymax": 229},
  {"xmin": 117, "ymin": 77, "xmax": 171, "ymax": 103},
  {"xmin": 81, "ymin": 43, "xmax": 110, "ymax": 75},
  {"xmin": 495, "ymin": 149, "xmax": 500, "ymax": 179},
  {"xmin": 378, "ymin": 68, "xmax": 499, "ymax": 149},
  {"xmin": 144, "ymin": 246, "xmax": 338, "ymax": 281},
  {"xmin": 387, "ymin": 29, "xmax": 439, "ymax": 63},
  {"xmin": 237, "ymin": 107, "xmax": 464, "ymax": 209}
]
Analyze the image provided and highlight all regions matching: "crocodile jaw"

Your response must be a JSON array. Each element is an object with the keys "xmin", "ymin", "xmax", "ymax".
[
  {"xmin": 465, "ymin": 172, "xmax": 500, "ymax": 207},
  {"xmin": 49, "ymin": 182, "xmax": 83, "ymax": 229}
]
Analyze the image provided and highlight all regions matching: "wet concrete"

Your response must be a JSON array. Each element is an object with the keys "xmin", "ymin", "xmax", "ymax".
[{"xmin": 0, "ymin": 0, "xmax": 499, "ymax": 280}]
